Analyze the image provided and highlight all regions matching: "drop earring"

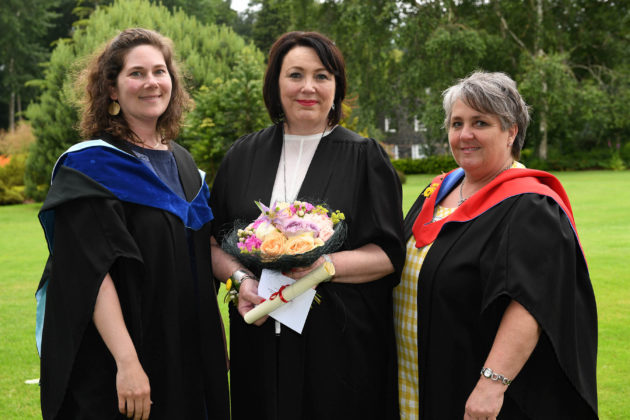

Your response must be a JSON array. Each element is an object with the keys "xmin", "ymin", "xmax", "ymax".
[{"xmin": 108, "ymin": 101, "xmax": 120, "ymax": 116}]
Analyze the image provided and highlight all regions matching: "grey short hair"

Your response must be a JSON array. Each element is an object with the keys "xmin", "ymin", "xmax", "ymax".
[{"xmin": 442, "ymin": 71, "xmax": 531, "ymax": 159}]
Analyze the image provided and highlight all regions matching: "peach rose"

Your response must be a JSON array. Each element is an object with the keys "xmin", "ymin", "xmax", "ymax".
[
  {"xmin": 285, "ymin": 232, "xmax": 319, "ymax": 255},
  {"xmin": 260, "ymin": 231, "xmax": 287, "ymax": 257}
]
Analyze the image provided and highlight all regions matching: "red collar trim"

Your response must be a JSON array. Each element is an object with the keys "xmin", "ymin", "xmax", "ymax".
[{"xmin": 412, "ymin": 168, "xmax": 576, "ymax": 248}]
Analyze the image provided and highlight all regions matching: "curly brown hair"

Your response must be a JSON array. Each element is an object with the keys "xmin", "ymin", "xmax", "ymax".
[{"xmin": 78, "ymin": 28, "xmax": 191, "ymax": 144}]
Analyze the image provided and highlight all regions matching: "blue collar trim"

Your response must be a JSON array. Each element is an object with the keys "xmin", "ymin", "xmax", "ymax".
[
  {"xmin": 435, "ymin": 168, "xmax": 464, "ymax": 205},
  {"xmin": 51, "ymin": 140, "xmax": 212, "ymax": 230},
  {"xmin": 36, "ymin": 141, "xmax": 212, "ymax": 355}
]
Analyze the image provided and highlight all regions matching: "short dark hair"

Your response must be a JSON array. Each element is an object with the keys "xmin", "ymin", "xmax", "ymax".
[
  {"xmin": 263, "ymin": 31, "xmax": 346, "ymax": 127},
  {"xmin": 78, "ymin": 28, "xmax": 191, "ymax": 143},
  {"xmin": 443, "ymin": 71, "xmax": 531, "ymax": 159}
]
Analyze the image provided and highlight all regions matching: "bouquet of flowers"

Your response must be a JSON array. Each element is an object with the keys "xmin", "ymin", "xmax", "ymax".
[{"xmin": 221, "ymin": 200, "xmax": 347, "ymax": 272}]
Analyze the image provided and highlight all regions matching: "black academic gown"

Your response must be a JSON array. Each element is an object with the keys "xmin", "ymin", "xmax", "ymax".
[
  {"xmin": 210, "ymin": 124, "xmax": 405, "ymax": 420},
  {"xmin": 37, "ymin": 135, "xmax": 230, "ymax": 420},
  {"xmin": 403, "ymin": 182, "xmax": 598, "ymax": 419}
]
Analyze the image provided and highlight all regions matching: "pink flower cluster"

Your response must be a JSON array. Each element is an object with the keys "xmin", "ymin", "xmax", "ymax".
[{"xmin": 236, "ymin": 201, "xmax": 344, "ymax": 257}]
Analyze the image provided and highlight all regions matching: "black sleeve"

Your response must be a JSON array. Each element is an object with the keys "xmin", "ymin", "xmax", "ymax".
[
  {"xmin": 481, "ymin": 194, "xmax": 598, "ymax": 418},
  {"xmin": 362, "ymin": 139, "xmax": 405, "ymax": 279},
  {"xmin": 40, "ymin": 198, "xmax": 143, "ymax": 419},
  {"xmin": 209, "ymin": 154, "xmax": 230, "ymax": 241}
]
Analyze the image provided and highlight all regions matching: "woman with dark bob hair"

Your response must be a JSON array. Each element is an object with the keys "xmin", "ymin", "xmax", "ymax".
[
  {"xmin": 36, "ymin": 28, "xmax": 229, "ymax": 419},
  {"xmin": 210, "ymin": 31, "xmax": 405, "ymax": 419},
  {"xmin": 394, "ymin": 71, "xmax": 598, "ymax": 419}
]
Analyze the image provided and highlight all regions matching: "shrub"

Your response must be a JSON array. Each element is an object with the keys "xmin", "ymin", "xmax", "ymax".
[
  {"xmin": 522, "ymin": 148, "xmax": 628, "ymax": 171},
  {"xmin": 180, "ymin": 45, "xmax": 268, "ymax": 176},
  {"xmin": 0, "ymin": 180, "xmax": 24, "ymax": 205},
  {"xmin": 620, "ymin": 142, "xmax": 630, "ymax": 165},
  {"xmin": 0, "ymin": 154, "xmax": 27, "ymax": 187},
  {"xmin": 608, "ymin": 153, "xmax": 627, "ymax": 171},
  {"xmin": 391, "ymin": 155, "xmax": 457, "ymax": 174},
  {"xmin": 0, "ymin": 123, "xmax": 36, "ymax": 155}
]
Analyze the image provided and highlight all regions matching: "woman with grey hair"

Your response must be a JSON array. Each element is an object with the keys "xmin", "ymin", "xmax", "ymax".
[{"xmin": 393, "ymin": 71, "xmax": 598, "ymax": 419}]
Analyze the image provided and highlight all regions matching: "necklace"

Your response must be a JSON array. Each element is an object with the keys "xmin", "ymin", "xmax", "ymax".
[
  {"xmin": 458, "ymin": 161, "xmax": 514, "ymax": 206},
  {"xmin": 144, "ymin": 142, "xmax": 162, "ymax": 149},
  {"xmin": 141, "ymin": 133, "xmax": 166, "ymax": 150},
  {"xmin": 281, "ymin": 125, "xmax": 327, "ymax": 201},
  {"xmin": 457, "ymin": 181, "xmax": 467, "ymax": 206},
  {"xmin": 143, "ymin": 140, "xmax": 164, "ymax": 149}
]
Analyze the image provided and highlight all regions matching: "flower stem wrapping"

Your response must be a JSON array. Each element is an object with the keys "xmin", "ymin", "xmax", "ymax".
[{"xmin": 243, "ymin": 261, "xmax": 336, "ymax": 324}]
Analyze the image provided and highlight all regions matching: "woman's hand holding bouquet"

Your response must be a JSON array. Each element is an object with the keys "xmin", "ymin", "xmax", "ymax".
[{"xmin": 222, "ymin": 200, "xmax": 346, "ymax": 324}]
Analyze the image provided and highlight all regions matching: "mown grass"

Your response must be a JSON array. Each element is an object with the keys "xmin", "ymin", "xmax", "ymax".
[
  {"xmin": 1, "ymin": 170, "xmax": 628, "ymax": 419},
  {"xmin": 0, "ymin": 203, "xmax": 46, "ymax": 418}
]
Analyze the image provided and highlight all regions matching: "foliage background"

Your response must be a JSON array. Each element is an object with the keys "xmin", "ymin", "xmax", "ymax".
[{"xmin": 1, "ymin": 0, "xmax": 627, "ymax": 200}]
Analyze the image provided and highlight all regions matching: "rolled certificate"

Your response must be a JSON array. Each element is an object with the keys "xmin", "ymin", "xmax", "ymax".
[{"xmin": 244, "ymin": 261, "xmax": 335, "ymax": 324}]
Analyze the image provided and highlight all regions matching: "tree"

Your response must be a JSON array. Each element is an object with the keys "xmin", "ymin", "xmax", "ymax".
[
  {"xmin": 180, "ymin": 47, "xmax": 268, "ymax": 177},
  {"xmin": 159, "ymin": 0, "xmax": 237, "ymax": 26},
  {"xmin": 317, "ymin": 0, "xmax": 400, "ymax": 134},
  {"xmin": 24, "ymin": 0, "xmax": 265, "ymax": 199},
  {"xmin": 250, "ymin": 0, "xmax": 293, "ymax": 53},
  {"xmin": 393, "ymin": 0, "xmax": 630, "ymax": 162},
  {"xmin": 395, "ymin": 1, "xmax": 501, "ymax": 150},
  {"xmin": 0, "ymin": 0, "xmax": 60, "ymax": 132}
]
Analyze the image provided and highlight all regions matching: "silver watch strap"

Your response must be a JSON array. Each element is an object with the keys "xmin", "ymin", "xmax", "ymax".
[
  {"xmin": 230, "ymin": 269, "xmax": 250, "ymax": 284},
  {"xmin": 480, "ymin": 367, "xmax": 512, "ymax": 385}
]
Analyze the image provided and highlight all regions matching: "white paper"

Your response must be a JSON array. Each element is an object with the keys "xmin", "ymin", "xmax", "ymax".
[{"xmin": 258, "ymin": 268, "xmax": 316, "ymax": 334}]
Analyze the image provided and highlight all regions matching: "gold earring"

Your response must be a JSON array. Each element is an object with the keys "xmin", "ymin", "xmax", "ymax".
[{"xmin": 108, "ymin": 101, "xmax": 120, "ymax": 116}]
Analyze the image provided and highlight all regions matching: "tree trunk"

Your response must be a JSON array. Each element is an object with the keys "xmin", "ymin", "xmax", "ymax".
[
  {"xmin": 17, "ymin": 93, "xmax": 22, "ymax": 122},
  {"xmin": 534, "ymin": 0, "xmax": 542, "ymax": 52},
  {"xmin": 447, "ymin": 0, "xmax": 454, "ymax": 23},
  {"xmin": 538, "ymin": 79, "xmax": 548, "ymax": 160},
  {"xmin": 9, "ymin": 90, "xmax": 15, "ymax": 133},
  {"xmin": 8, "ymin": 58, "xmax": 16, "ymax": 132},
  {"xmin": 535, "ymin": 0, "xmax": 548, "ymax": 160}
]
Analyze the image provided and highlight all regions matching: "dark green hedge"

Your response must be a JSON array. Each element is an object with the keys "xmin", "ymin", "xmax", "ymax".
[
  {"xmin": 393, "ymin": 147, "xmax": 629, "ymax": 174},
  {"xmin": 391, "ymin": 155, "xmax": 458, "ymax": 174},
  {"xmin": 522, "ymin": 148, "xmax": 627, "ymax": 171}
]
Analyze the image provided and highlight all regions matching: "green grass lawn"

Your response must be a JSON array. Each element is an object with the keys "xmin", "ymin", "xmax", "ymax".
[
  {"xmin": 1, "ymin": 170, "xmax": 628, "ymax": 419},
  {"xmin": 0, "ymin": 203, "xmax": 46, "ymax": 419}
]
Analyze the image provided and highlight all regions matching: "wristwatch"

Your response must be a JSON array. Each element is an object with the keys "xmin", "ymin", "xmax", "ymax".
[
  {"xmin": 229, "ymin": 269, "xmax": 250, "ymax": 287},
  {"xmin": 480, "ymin": 367, "xmax": 512, "ymax": 385}
]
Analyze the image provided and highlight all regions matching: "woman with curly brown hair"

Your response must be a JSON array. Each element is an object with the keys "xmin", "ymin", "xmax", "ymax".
[{"xmin": 36, "ymin": 28, "xmax": 229, "ymax": 420}]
